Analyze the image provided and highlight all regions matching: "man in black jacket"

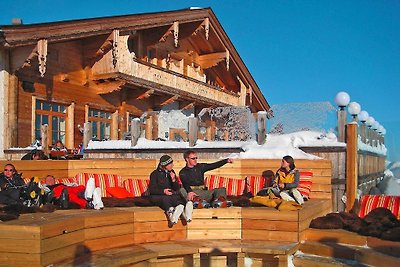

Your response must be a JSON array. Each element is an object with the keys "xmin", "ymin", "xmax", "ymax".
[
  {"xmin": 179, "ymin": 150, "xmax": 233, "ymax": 208},
  {"xmin": 0, "ymin": 164, "xmax": 26, "ymax": 205}
]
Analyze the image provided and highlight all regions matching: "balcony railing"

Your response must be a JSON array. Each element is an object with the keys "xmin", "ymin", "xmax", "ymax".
[{"xmin": 92, "ymin": 48, "xmax": 242, "ymax": 106}]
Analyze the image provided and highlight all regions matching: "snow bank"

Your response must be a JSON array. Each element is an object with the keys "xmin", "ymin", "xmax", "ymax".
[{"xmin": 86, "ymin": 130, "xmax": 345, "ymax": 160}]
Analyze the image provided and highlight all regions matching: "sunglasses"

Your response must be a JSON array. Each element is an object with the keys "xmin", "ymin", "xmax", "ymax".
[
  {"xmin": 4, "ymin": 169, "xmax": 14, "ymax": 171},
  {"xmin": 189, "ymin": 157, "xmax": 198, "ymax": 160}
]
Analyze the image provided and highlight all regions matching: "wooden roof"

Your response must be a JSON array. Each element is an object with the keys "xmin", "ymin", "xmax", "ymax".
[{"xmin": 0, "ymin": 8, "xmax": 270, "ymax": 111}]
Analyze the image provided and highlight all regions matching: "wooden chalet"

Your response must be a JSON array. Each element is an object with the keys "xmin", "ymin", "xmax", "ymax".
[{"xmin": 0, "ymin": 8, "xmax": 270, "ymax": 159}]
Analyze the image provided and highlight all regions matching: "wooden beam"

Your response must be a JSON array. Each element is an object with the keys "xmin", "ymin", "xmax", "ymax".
[
  {"xmin": 196, "ymin": 52, "xmax": 227, "ymax": 69},
  {"xmin": 159, "ymin": 95, "xmax": 179, "ymax": 107},
  {"xmin": 180, "ymin": 102, "xmax": 195, "ymax": 111},
  {"xmin": 96, "ymin": 80, "xmax": 126, "ymax": 95},
  {"xmin": 136, "ymin": 89, "xmax": 154, "ymax": 100}
]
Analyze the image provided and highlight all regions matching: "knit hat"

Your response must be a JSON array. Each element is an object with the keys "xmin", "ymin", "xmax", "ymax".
[{"xmin": 159, "ymin": 155, "xmax": 173, "ymax": 167}]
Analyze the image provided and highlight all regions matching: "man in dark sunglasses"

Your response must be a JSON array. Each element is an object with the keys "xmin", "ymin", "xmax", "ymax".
[
  {"xmin": 179, "ymin": 150, "xmax": 233, "ymax": 208},
  {"xmin": 0, "ymin": 163, "xmax": 26, "ymax": 205}
]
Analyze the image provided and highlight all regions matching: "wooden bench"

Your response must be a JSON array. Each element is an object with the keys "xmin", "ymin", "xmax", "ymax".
[{"xmin": 0, "ymin": 158, "xmax": 333, "ymax": 266}]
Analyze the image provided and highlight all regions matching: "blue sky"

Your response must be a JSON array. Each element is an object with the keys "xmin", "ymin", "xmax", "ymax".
[{"xmin": 2, "ymin": 0, "xmax": 400, "ymax": 161}]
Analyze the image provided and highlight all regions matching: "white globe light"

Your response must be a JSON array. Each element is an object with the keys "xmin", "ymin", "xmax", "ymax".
[
  {"xmin": 334, "ymin": 91, "xmax": 350, "ymax": 107},
  {"xmin": 348, "ymin": 102, "xmax": 361, "ymax": 116},
  {"xmin": 377, "ymin": 125, "xmax": 384, "ymax": 133},
  {"xmin": 372, "ymin": 121, "xmax": 379, "ymax": 130},
  {"xmin": 382, "ymin": 127, "xmax": 386, "ymax": 135},
  {"xmin": 358, "ymin": 110, "xmax": 369, "ymax": 122},
  {"xmin": 366, "ymin": 116, "xmax": 375, "ymax": 126}
]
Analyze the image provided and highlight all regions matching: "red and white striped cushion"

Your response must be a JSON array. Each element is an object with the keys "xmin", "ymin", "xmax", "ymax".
[
  {"xmin": 359, "ymin": 195, "xmax": 400, "ymax": 219},
  {"xmin": 246, "ymin": 176, "xmax": 266, "ymax": 196},
  {"xmin": 74, "ymin": 173, "xmax": 123, "ymax": 197},
  {"xmin": 298, "ymin": 171, "xmax": 313, "ymax": 199},
  {"xmin": 123, "ymin": 178, "xmax": 150, "ymax": 197},
  {"xmin": 205, "ymin": 175, "xmax": 246, "ymax": 196},
  {"xmin": 56, "ymin": 177, "xmax": 77, "ymax": 184}
]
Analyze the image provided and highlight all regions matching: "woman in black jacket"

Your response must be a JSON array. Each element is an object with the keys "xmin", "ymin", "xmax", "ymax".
[{"xmin": 149, "ymin": 155, "xmax": 192, "ymax": 226}]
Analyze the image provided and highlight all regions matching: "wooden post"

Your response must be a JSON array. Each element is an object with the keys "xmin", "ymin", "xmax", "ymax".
[
  {"xmin": 7, "ymin": 75, "xmax": 18, "ymax": 148},
  {"xmin": 359, "ymin": 122, "xmax": 366, "ymax": 144},
  {"xmin": 40, "ymin": 124, "xmax": 49, "ymax": 154},
  {"xmin": 131, "ymin": 118, "xmax": 141, "ymax": 147},
  {"xmin": 257, "ymin": 111, "xmax": 267, "ymax": 145},
  {"xmin": 145, "ymin": 115, "xmax": 153, "ymax": 140},
  {"xmin": 345, "ymin": 122, "xmax": 358, "ymax": 212},
  {"xmin": 83, "ymin": 122, "xmax": 92, "ymax": 148},
  {"xmin": 65, "ymin": 102, "xmax": 75, "ymax": 149},
  {"xmin": 119, "ymin": 101, "xmax": 126, "ymax": 139},
  {"xmin": 188, "ymin": 116, "xmax": 198, "ymax": 147},
  {"xmin": 337, "ymin": 109, "xmax": 347, "ymax": 142},
  {"xmin": 111, "ymin": 110, "xmax": 119, "ymax": 140},
  {"xmin": 210, "ymin": 120, "xmax": 216, "ymax": 141}
]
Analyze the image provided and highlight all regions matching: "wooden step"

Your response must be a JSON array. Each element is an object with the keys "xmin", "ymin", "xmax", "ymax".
[
  {"xmin": 56, "ymin": 244, "xmax": 158, "ymax": 267},
  {"xmin": 299, "ymin": 241, "xmax": 357, "ymax": 261},
  {"xmin": 299, "ymin": 241, "xmax": 400, "ymax": 267},
  {"xmin": 293, "ymin": 253, "xmax": 365, "ymax": 267}
]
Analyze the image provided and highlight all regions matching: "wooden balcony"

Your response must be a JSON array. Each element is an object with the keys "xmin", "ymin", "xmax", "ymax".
[{"xmin": 91, "ymin": 46, "xmax": 243, "ymax": 107}]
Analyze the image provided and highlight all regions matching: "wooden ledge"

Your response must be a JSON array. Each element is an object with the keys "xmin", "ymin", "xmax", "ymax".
[{"xmin": 58, "ymin": 245, "xmax": 158, "ymax": 267}]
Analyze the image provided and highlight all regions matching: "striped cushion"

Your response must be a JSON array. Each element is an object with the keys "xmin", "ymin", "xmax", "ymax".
[
  {"xmin": 56, "ymin": 177, "xmax": 77, "ymax": 184},
  {"xmin": 359, "ymin": 195, "xmax": 400, "ymax": 219},
  {"xmin": 205, "ymin": 175, "xmax": 246, "ymax": 196},
  {"xmin": 123, "ymin": 178, "xmax": 150, "ymax": 197},
  {"xmin": 74, "ymin": 173, "xmax": 123, "ymax": 197},
  {"xmin": 298, "ymin": 171, "xmax": 313, "ymax": 199},
  {"xmin": 246, "ymin": 176, "xmax": 266, "ymax": 196}
]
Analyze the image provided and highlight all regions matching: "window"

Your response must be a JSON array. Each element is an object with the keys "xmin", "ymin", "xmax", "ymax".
[
  {"xmin": 88, "ymin": 108, "xmax": 111, "ymax": 141},
  {"xmin": 35, "ymin": 99, "xmax": 66, "ymax": 145}
]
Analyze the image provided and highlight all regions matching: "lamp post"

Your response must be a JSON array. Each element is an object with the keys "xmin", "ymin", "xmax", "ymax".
[
  {"xmin": 334, "ymin": 92, "xmax": 350, "ymax": 142},
  {"xmin": 348, "ymin": 102, "xmax": 361, "ymax": 121},
  {"xmin": 366, "ymin": 116, "xmax": 375, "ymax": 147},
  {"xmin": 358, "ymin": 110, "xmax": 369, "ymax": 143}
]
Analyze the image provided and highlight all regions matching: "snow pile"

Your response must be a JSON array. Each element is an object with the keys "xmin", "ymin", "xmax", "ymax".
[
  {"xmin": 378, "ymin": 162, "xmax": 400, "ymax": 196},
  {"xmin": 358, "ymin": 135, "xmax": 387, "ymax": 156},
  {"xmin": 87, "ymin": 130, "xmax": 345, "ymax": 160}
]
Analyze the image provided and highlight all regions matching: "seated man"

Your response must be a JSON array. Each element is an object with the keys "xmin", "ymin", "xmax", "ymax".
[
  {"xmin": 179, "ymin": 150, "xmax": 233, "ymax": 208},
  {"xmin": 42, "ymin": 175, "xmax": 104, "ymax": 210},
  {"xmin": 0, "ymin": 164, "xmax": 25, "ymax": 205}
]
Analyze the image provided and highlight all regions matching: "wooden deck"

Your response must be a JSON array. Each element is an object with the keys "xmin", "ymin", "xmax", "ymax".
[
  {"xmin": 0, "ymin": 158, "xmax": 333, "ymax": 266},
  {"xmin": 0, "ymin": 199, "xmax": 330, "ymax": 266}
]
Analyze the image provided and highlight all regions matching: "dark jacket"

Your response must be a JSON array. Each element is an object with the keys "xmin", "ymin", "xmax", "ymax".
[
  {"xmin": 179, "ymin": 159, "xmax": 229, "ymax": 193},
  {"xmin": 0, "ymin": 173, "xmax": 25, "ymax": 191},
  {"xmin": 149, "ymin": 167, "xmax": 180, "ymax": 195}
]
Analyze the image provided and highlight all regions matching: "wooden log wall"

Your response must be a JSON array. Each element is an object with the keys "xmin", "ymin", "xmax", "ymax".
[
  {"xmin": 300, "ymin": 147, "xmax": 346, "ymax": 212},
  {"xmin": 1, "ymin": 158, "xmax": 332, "ymax": 199}
]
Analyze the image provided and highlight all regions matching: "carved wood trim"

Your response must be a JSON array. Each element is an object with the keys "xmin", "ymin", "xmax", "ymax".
[
  {"xmin": 37, "ymin": 39, "xmax": 48, "ymax": 77},
  {"xmin": 112, "ymin": 30, "xmax": 119, "ymax": 69},
  {"xmin": 159, "ymin": 21, "xmax": 179, "ymax": 48}
]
